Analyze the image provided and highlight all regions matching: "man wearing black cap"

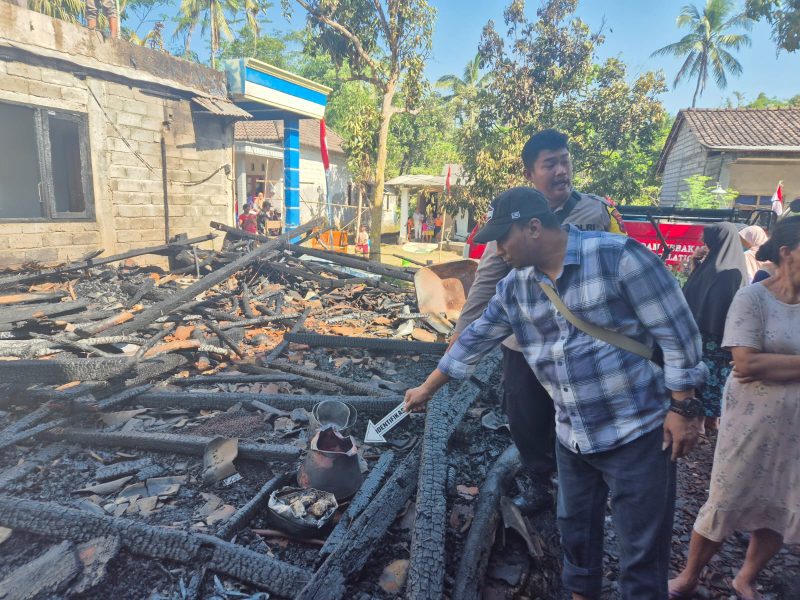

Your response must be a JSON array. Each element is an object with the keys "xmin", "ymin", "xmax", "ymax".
[
  {"xmin": 405, "ymin": 187, "xmax": 708, "ymax": 599},
  {"xmin": 454, "ymin": 129, "xmax": 626, "ymax": 514}
]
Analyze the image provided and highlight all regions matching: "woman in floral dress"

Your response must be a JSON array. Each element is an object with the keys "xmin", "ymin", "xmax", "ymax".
[{"xmin": 669, "ymin": 216, "xmax": 800, "ymax": 600}]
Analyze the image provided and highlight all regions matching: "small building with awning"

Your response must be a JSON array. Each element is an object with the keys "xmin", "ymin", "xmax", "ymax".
[
  {"xmin": 224, "ymin": 58, "xmax": 337, "ymax": 229},
  {"xmin": 385, "ymin": 165, "xmax": 471, "ymax": 242}
]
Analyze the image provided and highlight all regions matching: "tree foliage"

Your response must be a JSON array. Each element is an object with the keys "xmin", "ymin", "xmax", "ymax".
[
  {"xmin": 27, "ymin": 0, "xmax": 83, "ymax": 23},
  {"xmin": 746, "ymin": 0, "xmax": 800, "ymax": 52},
  {"xmin": 283, "ymin": 0, "xmax": 436, "ymax": 254},
  {"xmin": 458, "ymin": 0, "xmax": 668, "ymax": 216},
  {"xmin": 435, "ymin": 53, "xmax": 490, "ymax": 126},
  {"xmin": 652, "ymin": 0, "xmax": 752, "ymax": 107},
  {"xmin": 678, "ymin": 174, "xmax": 738, "ymax": 208}
]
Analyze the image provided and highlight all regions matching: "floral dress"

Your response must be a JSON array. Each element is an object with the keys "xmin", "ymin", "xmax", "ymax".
[
  {"xmin": 693, "ymin": 283, "xmax": 800, "ymax": 544},
  {"xmin": 698, "ymin": 334, "xmax": 732, "ymax": 417}
]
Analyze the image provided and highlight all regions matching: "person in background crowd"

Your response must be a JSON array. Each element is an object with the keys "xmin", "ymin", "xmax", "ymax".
[
  {"xmin": 669, "ymin": 216, "xmax": 800, "ymax": 600},
  {"xmin": 434, "ymin": 213, "xmax": 444, "ymax": 240},
  {"xmin": 452, "ymin": 129, "xmax": 627, "ymax": 516},
  {"xmin": 257, "ymin": 200, "xmax": 271, "ymax": 235},
  {"xmin": 407, "ymin": 216, "xmax": 414, "ymax": 241},
  {"xmin": 407, "ymin": 187, "xmax": 707, "ymax": 599},
  {"xmin": 238, "ymin": 203, "xmax": 258, "ymax": 235},
  {"xmin": 355, "ymin": 225, "xmax": 370, "ymax": 256},
  {"xmin": 739, "ymin": 225, "xmax": 774, "ymax": 283},
  {"xmin": 682, "ymin": 222, "xmax": 749, "ymax": 430},
  {"xmin": 412, "ymin": 208, "xmax": 423, "ymax": 240},
  {"xmin": 86, "ymin": 0, "xmax": 119, "ymax": 37}
]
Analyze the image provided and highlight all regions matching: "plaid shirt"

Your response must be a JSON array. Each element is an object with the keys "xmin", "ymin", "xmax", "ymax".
[{"xmin": 440, "ymin": 226, "xmax": 708, "ymax": 454}]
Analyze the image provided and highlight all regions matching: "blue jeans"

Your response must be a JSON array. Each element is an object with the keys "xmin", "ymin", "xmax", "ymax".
[{"xmin": 556, "ymin": 426, "xmax": 676, "ymax": 599}]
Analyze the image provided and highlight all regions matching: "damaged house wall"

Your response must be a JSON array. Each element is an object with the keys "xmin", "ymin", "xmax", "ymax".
[{"xmin": 0, "ymin": 2, "xmax": 236, "ymax": 267}]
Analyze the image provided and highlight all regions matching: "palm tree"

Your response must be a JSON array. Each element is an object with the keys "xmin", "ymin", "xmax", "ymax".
[
  {"xmin": 176, "ymin": 0, "xmax": 240, "ymax": 68},
  {"xmin": 436, "ymin": 53, "xmax": 490, "ymax": 124},
  {"xmin": 652, "ymin": 0, "xmax": 752, "ymax": 108},
  {"xmin": 27, "ymin": 0, "xmax": 84, "ymax": 24},
  {"xmin": 242, "ymin": 0, "xmax": 267, "ymax": 55}
]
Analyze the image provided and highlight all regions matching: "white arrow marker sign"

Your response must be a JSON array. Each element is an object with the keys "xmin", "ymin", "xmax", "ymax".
[{"xmin": 364, "ymin": 401, "xmax": 409, "ymax": 444}]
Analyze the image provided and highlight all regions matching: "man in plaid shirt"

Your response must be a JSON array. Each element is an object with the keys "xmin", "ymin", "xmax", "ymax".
[{"xmin": 405, "ymin": 187, "xmax": 708, "ymax": 599}]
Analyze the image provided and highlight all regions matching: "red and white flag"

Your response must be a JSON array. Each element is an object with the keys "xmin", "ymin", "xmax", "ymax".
[
  {"xmin": 319, "ymin": 119, "xmax": 331, "ymax": 171},
  {"xmin": 445, "ymin": 164, "xmax": 452, "ymax": 196},
  {"xmin": 771, "ymin": 180, "xmax": 784, "ymax": 215}
]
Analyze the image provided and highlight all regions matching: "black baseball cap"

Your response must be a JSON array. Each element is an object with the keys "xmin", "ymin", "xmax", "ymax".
[{"xmin": 473, "ymin": 187, "xmax": 551, "ymax": 243}]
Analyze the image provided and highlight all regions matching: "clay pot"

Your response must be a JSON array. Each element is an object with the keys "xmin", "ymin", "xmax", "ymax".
[{"xmin": 298, "ymin": 427, "xmax": 363, "ymax": 500}]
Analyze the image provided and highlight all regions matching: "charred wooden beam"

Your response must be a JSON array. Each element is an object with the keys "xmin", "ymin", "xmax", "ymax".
[
  {"xmin": 286, "ymin": 244, "xmax": 416, "ymax": 282},
  {"xmin": 106, "ymin": 219, "xmax": 321, "ymax": 337},
  {"xmin": 0, "ymin": 234, "xmax": 216, "ymax": 290},
  {"xmin": 406, "ymin": 350, "xmax": 502, "ymax": 600},
  {"xmin": 0, "ymin": 418, "xmax": 70, "ymax": 452},
  {"xmin": 0, "ymin": 291, "xmax": 68, "ymax": 305},
  {"xmin": 317, "ymin": 450, "xmax": 395, "ymax": 561},
  {"xmin": 134, "ymin": 390, "xmax": 402, "ymax": 414},
  {"xmin": 216, "ymin": 472, "xmax": 295, "ymax": 540},
  {"xmin": 210, "ymin": 220, "xmax": 270, "ymax": 244},
  {"xmin": 93, "ymin": 385, "xmax": 154, "ymax": 412},
  {"xmin": 453, "ymin": 445, "xmax": 522, "ymax": 600},
  {"xmin": 0, "ymin": 357, "xmax": 135, "ymax": 386},
  {"xmin": 47, "ymin": 428, "xmax": 301, "ymax": 462},
  {"xmin": 0, "ymin": 496, "xmax": 310, "ymax": 595},
  {"xmin": 0, "ymin": 299, "xmax": 90, "ymax": 326},
  {"xmin": 171, "ymin": 373, "xmax": 338, "ymax": 393},
  {"xmin": 283, "ymin": 332, "xmax": 447, "ymax": 355},
  {"xmin": 295, "ymin": 449, "xmax": 420, "ymax": 600},
  {"xmin": 269, "ymin": 359, "xmax": 393, "ymax": 397}
]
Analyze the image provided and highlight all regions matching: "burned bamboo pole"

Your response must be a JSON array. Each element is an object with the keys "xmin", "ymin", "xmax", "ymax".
[
  {"xmin": 0, "ymin": 496, "xmax": 310, "ymax": 595},
  {"xmin": 453, "ymin": 445, "xmax": 522, "ymax": 600},
  {"xmin": 106, "ymin": 218, "xmax": 322, "ymax": 337},
  {"xmin": 47, "ymin": 428, "xmax": 301, "ymax": 462},
  {"xmin": 406, "ymin": 349, "xmax": 502, "ymax": 600}
]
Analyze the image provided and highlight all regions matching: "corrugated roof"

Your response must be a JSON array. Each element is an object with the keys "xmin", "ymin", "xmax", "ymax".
[
  {"xmin": 234, "ymin": 120, "xmax": 345, "ymax": 154},
  {"xmin": 657, "ymin": 108, "xmax": 800, "ymax": 173},
  {"xmin": 192, "ymin": 96, "xmax": 252, "ymax": 118}
]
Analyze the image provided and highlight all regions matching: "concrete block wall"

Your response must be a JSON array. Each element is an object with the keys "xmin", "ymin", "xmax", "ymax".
[
  {"xmin": 0, "ymin": 3, "xmax": 234, "ymax": 267},
  {"xmin": 0, "ymin": 63, "xmax": 233, "ymax": 267}
]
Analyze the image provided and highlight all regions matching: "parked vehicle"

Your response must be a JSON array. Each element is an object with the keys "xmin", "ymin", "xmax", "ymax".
[{"xmin": 464, "ymin": 205, "xmax": 779, "ymax": 268}]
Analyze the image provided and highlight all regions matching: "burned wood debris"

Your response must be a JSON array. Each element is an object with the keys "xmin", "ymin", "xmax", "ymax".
[{"xmin": 0, "ymin": 221, "xmax": 546, "ymax": 600}]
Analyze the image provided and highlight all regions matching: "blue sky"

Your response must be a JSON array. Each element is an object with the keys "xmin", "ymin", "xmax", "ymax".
[
  {"xmin": 145, "ymin": 0, "xmax": 798, "ymax": 114},
  {"xmin": 424, "ymin": 0, "xmax": 798, "ymax": 114}
]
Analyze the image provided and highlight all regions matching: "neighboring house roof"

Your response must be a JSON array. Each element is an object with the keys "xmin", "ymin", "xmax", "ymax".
[
  {"xmin": 656, "ymin": 108, "xmax": 800, "ymax": 174},
  {"xmin": 234, "ymin": 120, "xmax": 346, "ymax": 155}
]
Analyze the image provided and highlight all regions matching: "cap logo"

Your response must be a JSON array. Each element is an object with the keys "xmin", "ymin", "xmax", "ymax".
[
  {"xmin": 486, "ymin": 207, "xmax": 494, "ymax": 220},
  {"xmin": 511, "ymin": 211, "xmax": 520, "ymax": 219}
]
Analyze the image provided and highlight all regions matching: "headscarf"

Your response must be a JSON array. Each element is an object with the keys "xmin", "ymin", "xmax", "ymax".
[
  {"xmin": 682, "ymin": 222, "xmax": 749, "ymax": 339},
  {"xmin": 738, "ymin": 225, "xmax": 771, "ymax": 282}
]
